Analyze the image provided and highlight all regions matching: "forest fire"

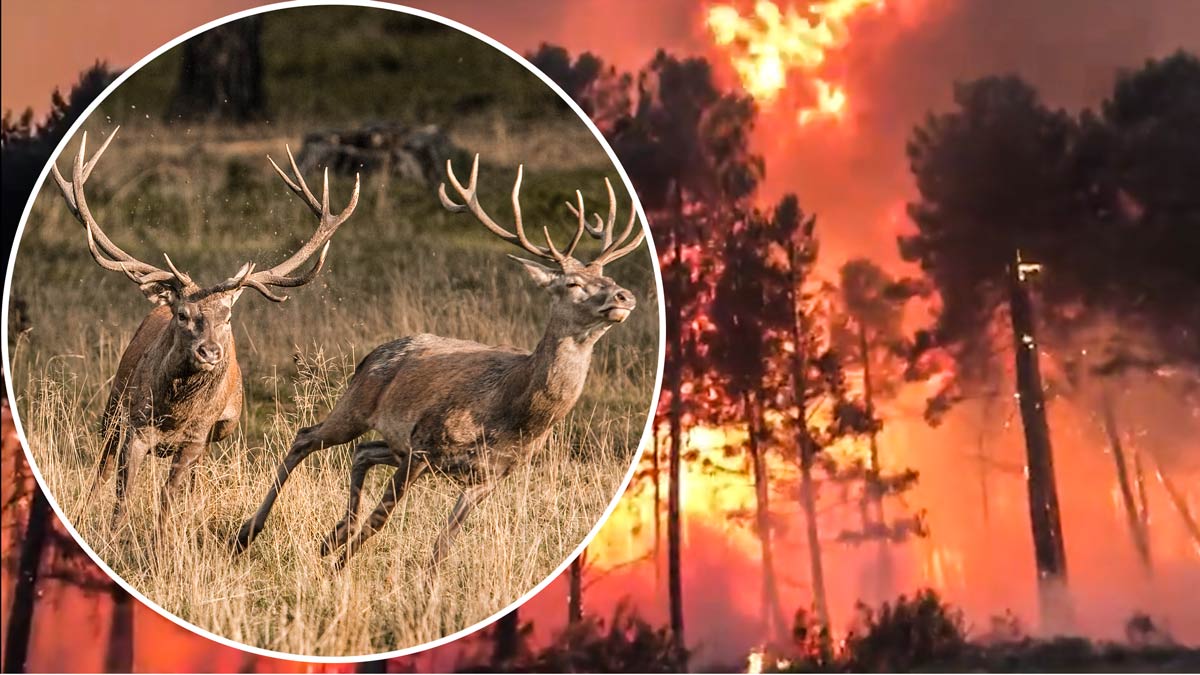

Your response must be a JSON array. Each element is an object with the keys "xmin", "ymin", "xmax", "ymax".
[
  {"xmin": 5, "ymin": 1, "xmax": 1200, "ymax": 672},
  {"xmin": 706, "ymin": 0, "xmax": 888, "ymax": 125}
]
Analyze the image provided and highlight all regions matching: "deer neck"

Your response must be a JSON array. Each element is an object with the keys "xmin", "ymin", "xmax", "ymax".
[{"xmin": 506, "ymin": 315, "xmax": 607, "ymax": 431}]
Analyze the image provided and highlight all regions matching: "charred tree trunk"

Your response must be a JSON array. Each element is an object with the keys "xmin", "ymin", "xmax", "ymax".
[
  {"xmin": 787, "ymin": 240, "xmax": 832, "ymax": 662},
  {"xmin": 493, "ymin": 609, "xmax": 520, "ymax": 664},
  {"xmin": 567, "ymin": 551, "xmax": 585, "ymax": 625},
  {"xmin": 1132, "ymin": 446, "xmax": 1150, "ymax": 537},
  {"xmin": 665, "ymin": 195, "xmax": 686, "ymax": 655},
  {"xmin": 166, "ymin": 17, "xmax": 265, "ymax": 123},
  {"xmin": 1100, "ymin": 393, "xmax": 1152, "ymax": 574},
  {"xmin": 104, "ymin": 585, "xmax": 135, "ymax": 672},
  {"xmin": 1156, "ymin": 464, "xmax": 1200, "ymax": 549},
  {"xmin": 858, "ymin": 323, "xmax": 892, "ymax": 602},
  {"xmin": 3, "ymin": 486, "xmax": 52, "ymax": 674},
  {"xmin": 1007, "ymin": 255, "xmax": 1070, "ymax": 632},
  {"xmin": 652, "ymin": 421, "xmax": 662, "ymax": 592},
  {"xmin": 977, "ymin": 398, "xmax": 994, "ymax": 526},
  {"xmin": 859, "ymin": 324, "xmax": 881, "ymax": 476},
  {"xmin": 355, "ymin": 659, "xmax": 388, "ymax": 673},
  {"xmin": 745, "ymin": 391, "xmax": 787, "ymax": 642}
]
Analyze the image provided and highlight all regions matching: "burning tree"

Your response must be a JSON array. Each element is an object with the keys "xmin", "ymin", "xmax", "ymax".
[
  {"xmin": 902, "ymin": 75, "xmax": 1085, "ymax": 632},
  {"xmin": 606, "ymin": 49, "xmax": 764, "ymax": 654},
  {"xmin": 828, "ymin": 259, "xmax": 926, "ymax": 601},
  {"xmin": 706, "ymin": 204, "xmax": 795, "ymax": 642},
  {"xmin": 903, "ymin": 52, "xmax": 1200, "ymax": 631}
]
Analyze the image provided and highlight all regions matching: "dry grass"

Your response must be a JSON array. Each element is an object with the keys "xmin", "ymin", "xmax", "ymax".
[{"xmin": 6, "ymin": 121, "xmax": 658, "ymax": 656}]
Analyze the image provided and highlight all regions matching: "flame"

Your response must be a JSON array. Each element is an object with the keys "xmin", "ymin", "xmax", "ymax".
[
  {"xmin": 747, "ymin": 646, "xmax": 765, "ymax": 674},
  {"xmin": 706, "ymin": 0, "xmax": 886, "ymax": 126}
]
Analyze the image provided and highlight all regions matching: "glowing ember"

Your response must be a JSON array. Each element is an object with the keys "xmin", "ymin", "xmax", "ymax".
[
  {"xmin": 747, "ymin": 646, "xmax": 765, "ymax": 674},
  {"xmin": 706, "ymin": 0, "xmax": 885, "ymax": 125}
]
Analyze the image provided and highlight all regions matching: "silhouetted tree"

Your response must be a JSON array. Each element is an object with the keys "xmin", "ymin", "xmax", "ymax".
[
  {"xmin": 831, "ymin": 259, "xmax": 926, "ymax": 601},
  {"xmin": 2, "ymin": 408, "xmax": 51, "ymax": 674},
  {"xmin": 1, "ymin": 62, "xmax": 116, "ymax": 234},
  {"xmin": 494, "ymin": 609, "xmax": 522, "ymax": 664},
  {"xmin": 706, "ymin": 206, "xmax": 792, "ymax": 641},
  {"xmin": 526, "ymin": 44, "xmax": 631, "ymax": 135},
  {"xmin": 604, "ymin": 50, "xmax": 763, "ymax": 656},
  {"xmin": 902, "ymin": 76, "xmax": 1081, "ymax": 631}
]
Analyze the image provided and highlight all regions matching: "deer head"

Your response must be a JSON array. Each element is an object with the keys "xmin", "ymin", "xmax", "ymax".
[
  {"xmin": 51, "ymin": 130, "xmax": 360, "ymax": 373},
  {"xmin": 439, "ymin": 155, "xmax": 645, "ymax": 339}
]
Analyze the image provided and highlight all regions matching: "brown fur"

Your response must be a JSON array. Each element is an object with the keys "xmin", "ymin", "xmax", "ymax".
[
  {"xmin": 233, "ymin": 160, "xmax": 645, "ymax": 567},
  {"xmin": 52, "ymin": 133, "xmax": 358, "ymax": 531}
]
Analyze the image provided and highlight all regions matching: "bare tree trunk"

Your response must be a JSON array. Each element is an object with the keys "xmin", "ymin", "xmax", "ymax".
[
  {"xmin": 493, "ymin": 609, "xmax": 520, "ymax": 664},
  {"xmin": 787, "ymin": 240, "xmax": 832, "ymax": 661},
  {"xmin": 1007, "ymin": 255, "xmax": 1070, "ymax": 632},
  {"xmin": 745, "ymin": 391, "xmax": 787, "ymax": 642},
  {"xmin": 1157, "ymin": 466, "xmax": 1200, "ymax": 549},
  {"xmin": 665, "ymin": 197, "xmax": 686, "ymax": 656},
  {"xmin": 652, "ymin": 421, "xmax": 662, "ymax": 593},
  {"xmin": 3, "ymin": 486, "xmax": 51, "ymax": 674},
  {"xmin": 1100, "ymin": 392, "xmax": 1152, "ymax": 574},
  {"xmin": 858, "ymin": 323, "xmax": 892, "ymax": 602},
  {"xmin": 355, "ymin": 658, "xmax": 388, "ymax": 673},
  {"xmin": 567, "ymin": 550, "xmax": 585, "ymax": 625},
  {"xmin": 166, "ymin": 17, "xmax": 265, "ymax": 123},
  {"xmin": 104, "ymin": 585, "xmax": 135, "ymax": 672},
  {"xmin": 977, "ymin": 398, "xmax": 993, "ymax": 526},
  {"xmin": 1132, "ymin": 445, "xmax": 1150, "ymax": 536}
]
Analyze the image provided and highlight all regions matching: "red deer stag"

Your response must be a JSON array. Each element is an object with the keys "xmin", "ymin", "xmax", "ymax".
[
  {"xmin": 51, "ymin": 130, "xmax": 359, "ymax": 528},
  {"xmin": 232, "ymin": 155, "xmax": 645, "ymax": 567}
]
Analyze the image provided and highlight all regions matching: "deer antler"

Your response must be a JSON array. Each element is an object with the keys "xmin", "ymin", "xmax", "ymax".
[
  {"xmin": 565, "ymin": 177, "xmax": 645, "ymax": 272},
  {"xmin": 440, "ymin": 155, "xmax": 585, "ymax": 266},
  {"xmin": 239, "ymin": 146, "xmax": 361, "ymax": 302},
  {"xmin": 51, "ymin": 128, "xmax": 193, "ymax": 291}
]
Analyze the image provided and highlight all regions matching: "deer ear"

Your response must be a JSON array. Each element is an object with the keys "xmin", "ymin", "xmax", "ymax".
[
  {"xmin": 508, "ymin": 255, "xmax": 557, "ymax": 288},
  {"xmin": 138, "ymin": 281, "xmax": 179, "ymax": 307}
]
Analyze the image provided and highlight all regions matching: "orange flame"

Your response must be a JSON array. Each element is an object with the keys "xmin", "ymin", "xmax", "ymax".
[{"xmin": 706, "ymin": 0, "xmax": 885, "ymax": 126}]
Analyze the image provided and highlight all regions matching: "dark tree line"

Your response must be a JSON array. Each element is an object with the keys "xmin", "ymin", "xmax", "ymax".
[{"xmin": 1, "ymin": 62, "xmax": 116, "ymax": 237}]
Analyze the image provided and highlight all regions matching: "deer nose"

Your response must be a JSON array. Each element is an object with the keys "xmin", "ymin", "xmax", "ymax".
[
  {"xmin": 613, "ymin": 289, "xmax": 635, "ymax": 307},
  {"xmin": 195, "ymin": 343, "xmax": 222, "ymax": 364}
]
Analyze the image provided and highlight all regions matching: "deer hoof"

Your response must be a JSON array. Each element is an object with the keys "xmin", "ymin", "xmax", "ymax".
[{"xmin": 229, "ymin": 522, "xmax": 255, "ymax": 554}]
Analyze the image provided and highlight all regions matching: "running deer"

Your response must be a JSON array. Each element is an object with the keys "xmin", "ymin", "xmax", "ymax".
[
  {"xmin": 232, "ymin": 155, "xmax": 645, "ymax": 567},
  {"xmin": 52, "ymin": 130, "xmax": 360, "ymax": 528}
]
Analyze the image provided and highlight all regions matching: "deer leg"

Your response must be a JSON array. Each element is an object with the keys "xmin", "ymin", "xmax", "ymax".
[
  {"xmin": 430, "ymin": 482, "xmax": 496, "ymax": 567},
  {"xmin": 320, "ymin": 441, "xmax": 400, "ymax": 557},
  {"xmin": 335, "ymin": 455, "xmax": 428, "ymax": 568},
  {"xmin": 231, "ymin": 420, "xmax": 364, "ymax": 553},
  {"xmin": 158, "ymin": 441, "xmax": 205, "ymax": 532},
  {"xmin": 111, "ymin": 432, "xmax": 151, "ymax": 529},
  {"xmin": 92, "ymin": 434, "xmax": 120, "ymax": 495}
]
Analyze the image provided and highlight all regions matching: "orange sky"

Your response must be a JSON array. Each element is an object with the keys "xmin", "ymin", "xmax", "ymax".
[{"xmin": 0, "ymin": 0, "xmax": 706, "ymax": 116}]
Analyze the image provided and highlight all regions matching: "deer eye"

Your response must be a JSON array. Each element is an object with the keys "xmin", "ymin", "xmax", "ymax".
[
  {"xmin": 176, "ymin": 310, "xmax": 189, "ymax": 322},
  {"xmin": 565, "ymin": 281, "xmax": 582, "ymax": 290}
]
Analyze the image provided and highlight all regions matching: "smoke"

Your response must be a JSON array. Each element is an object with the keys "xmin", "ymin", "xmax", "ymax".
[{"xmin": 735, "ymin": 0, "xmax": 1200, "ymax": 273}]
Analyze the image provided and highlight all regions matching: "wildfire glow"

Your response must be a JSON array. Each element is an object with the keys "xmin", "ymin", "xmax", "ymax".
[{"xmin": 706, "ymin": 0, "xmax": 885, "ymax": 125}]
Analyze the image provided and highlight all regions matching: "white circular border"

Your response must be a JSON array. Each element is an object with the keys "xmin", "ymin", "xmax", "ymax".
[{"xmin": 1, "ymin": 0, "xmax": 667, "ymax": 663}]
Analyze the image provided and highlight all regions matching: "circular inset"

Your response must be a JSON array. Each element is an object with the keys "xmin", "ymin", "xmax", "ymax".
[{"xmin": 3, "ymin": 1, "xmax": 663, "ymax": 660}]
